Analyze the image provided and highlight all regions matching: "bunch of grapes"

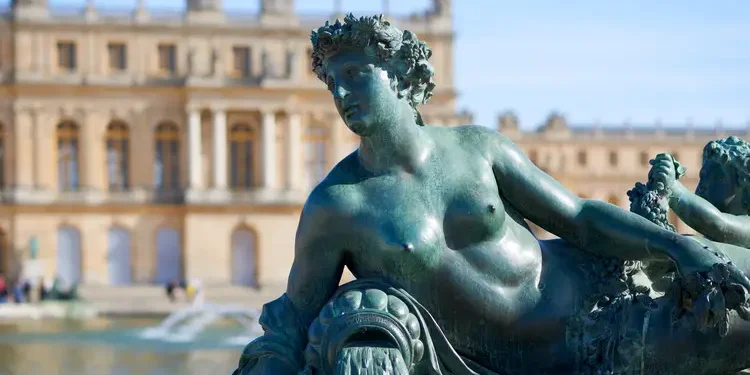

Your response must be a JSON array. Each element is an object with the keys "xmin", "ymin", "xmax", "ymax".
[{"xmin": 626, "ymin": 182, "xmax": 676, "ymax": 232}]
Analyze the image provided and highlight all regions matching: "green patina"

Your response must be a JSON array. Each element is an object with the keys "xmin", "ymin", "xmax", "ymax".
[{"xmin": 234, "ymin": 14, "xmax": 750, "ymax": 375}]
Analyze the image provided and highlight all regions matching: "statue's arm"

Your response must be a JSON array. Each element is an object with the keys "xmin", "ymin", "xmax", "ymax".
[
  {"xmin": 669, "ymin": 181, "xmax": 750, "ymax": 247},
  {"xmin": 236, "ymin": 192, "xmax": 346, "ymax": 375},
  {"xmin": 487, "ymin": 131, "xmax": 696, "ymax": 264}
]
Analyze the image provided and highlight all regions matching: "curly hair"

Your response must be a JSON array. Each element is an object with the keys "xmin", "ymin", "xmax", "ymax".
[
  {"xmin": 699, "ymin": 136, "xmax": 750, "ymax": 211},
  {"xmin": 310, "ymin": 14, "xmax": 436, "ymax": 126}
]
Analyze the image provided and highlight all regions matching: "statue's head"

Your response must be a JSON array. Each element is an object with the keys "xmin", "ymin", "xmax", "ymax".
[
  {"xmin": 310, "ymin": 14, "xmax": 436, "ymax": 136},
  {"xmin": 697, "ymin": 136, "xmax": 750, "ymax": 215}
]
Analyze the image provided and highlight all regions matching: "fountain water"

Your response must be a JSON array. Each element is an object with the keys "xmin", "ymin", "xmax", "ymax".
[{"xmin": 139, "ymin": 285, "xmax": 262, "ymax": 344}]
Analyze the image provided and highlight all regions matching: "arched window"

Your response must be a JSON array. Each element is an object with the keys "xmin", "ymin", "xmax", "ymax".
[
  {"xmin": 304, "ymin": 125, "xmax": 329, "ymax": 189},
  {"xmin": 231, "ymin": 226, "xmax": 258, "ymax": 287},
  {"xmin": 0, "ymin": 123, "xmax": 5, "ymax": 189},
  {"xmin": 155, "ymin": 227, "xmax": 182, "ymax": 284},
  {"xmin": 57, "ymin": 121, "xmax": 80, "ymax": 191},
  {"xmin": 229, "ymin": 123, "xmax": 256, "ymax": 189},
  {"xmin": 106, "ymin": 121, "xmax": 130, "ymax": 190},
  {"xmin": 107, "ymin": 226, "xmax": 132, "ymax": 285},
  {"xmin": 154, "ymin": 122, "xmax": 180, "ymax": 190},
  {"xmin": 57, "ymin": 225, "xmax": 82, "ymax": 286}
]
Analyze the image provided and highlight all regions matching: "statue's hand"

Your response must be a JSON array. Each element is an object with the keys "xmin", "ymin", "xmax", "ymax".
[
  {"xmin": 676, "ymin": 246, "xmax": 750, "ymax": 335},
  {"xmin": 648, "ymin": 153, "xmax": 685, "ymax": 193}
]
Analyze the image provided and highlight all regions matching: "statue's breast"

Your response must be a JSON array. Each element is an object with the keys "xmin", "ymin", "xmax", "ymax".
[
  {"xmin": 442, "ymin": 171, "xmax": 507, "ymax": 250},
  {"xmin": 346, "ymin": 182, "xmax": 446, "ymax": 283}
]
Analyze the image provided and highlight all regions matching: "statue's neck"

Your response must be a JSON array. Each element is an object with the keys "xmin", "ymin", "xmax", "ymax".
[{"xmin": 358, "ymin": 120, "xmax": 432, "ymax": 175}]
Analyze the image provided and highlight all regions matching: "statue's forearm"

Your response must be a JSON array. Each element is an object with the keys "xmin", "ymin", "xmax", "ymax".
[
  {"xmin": 669, "ymin": 182, "xmax": 723, "ymax": 235},
  {"xmin": 668, "ymin": 182, "xmax": 749, "ymax": 246},
  {"xmin": 576, "ymin": 199, "xmax": 687, "ymax": 263}
]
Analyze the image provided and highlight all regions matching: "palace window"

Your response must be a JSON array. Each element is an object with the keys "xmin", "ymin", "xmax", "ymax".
[
  {"xmin": 304, "ymin": 125, "xmax": 329, "ymax": 189},
  {"xmin": 609, "ymin": 151, "xmax": 619, "ymax": 167},
  {"xmin": 157, "ymin": 44, "xmax": 176, "ymax": 74},
  {"xmin": 577, "ymin": 150, "xmax": 587, "ymax": 166},
  {"xmin": 154, "ymin": 122, "xmax": 180, "ymax": 190},
  {"xmin": 232, "ymin": 46, "xmax": 251, "ymax": 77},
  {"xmin": 106, "ymin": 121, "xmax": 130, "ymax": 190},
  {"xmin": 57, "ymin": 121, "xmax": 80, "ymax": 191},
  {"xmin": 108, "ymin": 42, "xmax": 127, "ymax": 71},
  {"xmin": 640, "ymin": 151, "xmax": 650, "ymax": 166},
  {"xmin": 57, "ymin": 41, "xmax": 77, "ymax": 71},
  {"xmin": 229, "ymin": 123, "xmax": 256, "ymax": 189}
]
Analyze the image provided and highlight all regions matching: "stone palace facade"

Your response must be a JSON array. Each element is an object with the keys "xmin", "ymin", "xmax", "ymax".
[
  {"xmin": 500, "ymin": 112, "xmax": 750, "ymax": 239},
  {"xmin": 0, "ymin": 0, "xmax": 469, "ymax": 288}
]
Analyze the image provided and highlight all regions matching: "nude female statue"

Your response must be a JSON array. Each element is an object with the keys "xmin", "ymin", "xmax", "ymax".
[{"xmin": 235, "ymin": 15, "xmax": 750, "ymax": 375}]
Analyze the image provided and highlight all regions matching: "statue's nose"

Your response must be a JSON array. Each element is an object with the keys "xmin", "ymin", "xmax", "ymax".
[{"xmin": 334, "ymin": 85, "xmax": 351, "ymax": 100}]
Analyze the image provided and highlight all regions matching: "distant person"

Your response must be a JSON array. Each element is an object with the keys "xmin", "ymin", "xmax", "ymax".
[
  {"xmin": 0, "ymin": 275, "xmax": 7, "ymax": 303},
  {"xmin": 11, "ymin": 283, "xmax": 23, "ymax": 303},
  {"xmin": 165, "ymin": 279, "xmax": 177, "ymax": 303},
  {"xmin": 21, "ymin": 280, "xmax": 31, "ymax": 303},
  {"xmin": 39, "ymin": 278, "xmax": 50, "ymax": 301}
]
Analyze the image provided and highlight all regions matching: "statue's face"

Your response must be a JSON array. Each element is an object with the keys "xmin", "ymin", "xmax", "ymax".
[
  {"xmin": 696, "ymin": 159, "xmax": 746, "ymax": 214},
  {"xmin": 323, "ymin": 48, "xmax": 401, "ymax": 136}
]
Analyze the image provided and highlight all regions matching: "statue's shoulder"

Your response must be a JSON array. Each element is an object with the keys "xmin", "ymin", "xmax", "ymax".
[
  {"xmin": 434, "ymin": 124, "xmax": 512, "ymax": 152},
  {"xmin": 304, "ymin": 152, "xmax": 363, "ymax": 218}
]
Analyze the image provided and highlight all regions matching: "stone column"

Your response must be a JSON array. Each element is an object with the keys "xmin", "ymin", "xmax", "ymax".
[
  {"xmin": 285, "ymin": 112, "xmax": 302, "ymax": 190},
  {"xmin": 35, "ymin": 34, "xmax": 44, "ymax": 73},
  {"xmin": 31, "ymin": 109, "xmax": 44, "ymax": 188},
  {"xmin": 81, "ymin": 109, "xmax": 107, "ymax": 193},
  {"xmin": 212, "ymin": 108, "xmax": 227, "ymax": 189},
  {"xmin": 187, "ymin": 108, "xmax": 203, "ymax": 190},
  {"xmin": 13, "ymin": 106, "xmax": 34, "ymax": 189},
  {"xmin": 261, "ymin": 110, "xmax": 276, "ymax": 189}
]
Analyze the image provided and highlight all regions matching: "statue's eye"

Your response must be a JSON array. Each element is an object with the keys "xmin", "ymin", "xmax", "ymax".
[{"xmin": 346, "ymin": 66, "xmax": 359, "ymax": 77}]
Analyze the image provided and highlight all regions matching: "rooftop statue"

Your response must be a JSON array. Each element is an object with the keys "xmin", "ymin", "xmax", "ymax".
[{"xmin": 234, "ymin": 14, "xmax": 750, "ymax": 375}]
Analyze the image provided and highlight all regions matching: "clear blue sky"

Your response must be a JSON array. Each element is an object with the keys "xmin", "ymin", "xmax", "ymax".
[{"xmin": 41, "ymin": 0, "xmax": 750, "ymax": 130}]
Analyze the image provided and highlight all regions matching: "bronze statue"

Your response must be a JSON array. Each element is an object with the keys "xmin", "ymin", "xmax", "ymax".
[
  {"xmin": 648, "ymin": 137, "xmax": 750, "ymax": 248},
  {"xmin": 234, "ymin": 14, "xmax": 750, "ymax": 375}
]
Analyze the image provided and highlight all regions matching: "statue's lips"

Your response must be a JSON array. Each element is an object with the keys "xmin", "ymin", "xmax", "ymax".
[{"xmin": 343, "ymin": 104, "xmax": 359, "ymax": 118}]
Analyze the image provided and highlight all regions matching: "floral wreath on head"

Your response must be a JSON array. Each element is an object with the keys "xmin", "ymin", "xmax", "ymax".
[{"xmin": 310, "ymin": 14, "xmax": 436, "ymax": 126}]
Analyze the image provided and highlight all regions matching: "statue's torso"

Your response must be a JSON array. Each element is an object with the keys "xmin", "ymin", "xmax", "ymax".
[{"xmin": 319, "ymin": 126, "xmax": 586, "ymax": 371}]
